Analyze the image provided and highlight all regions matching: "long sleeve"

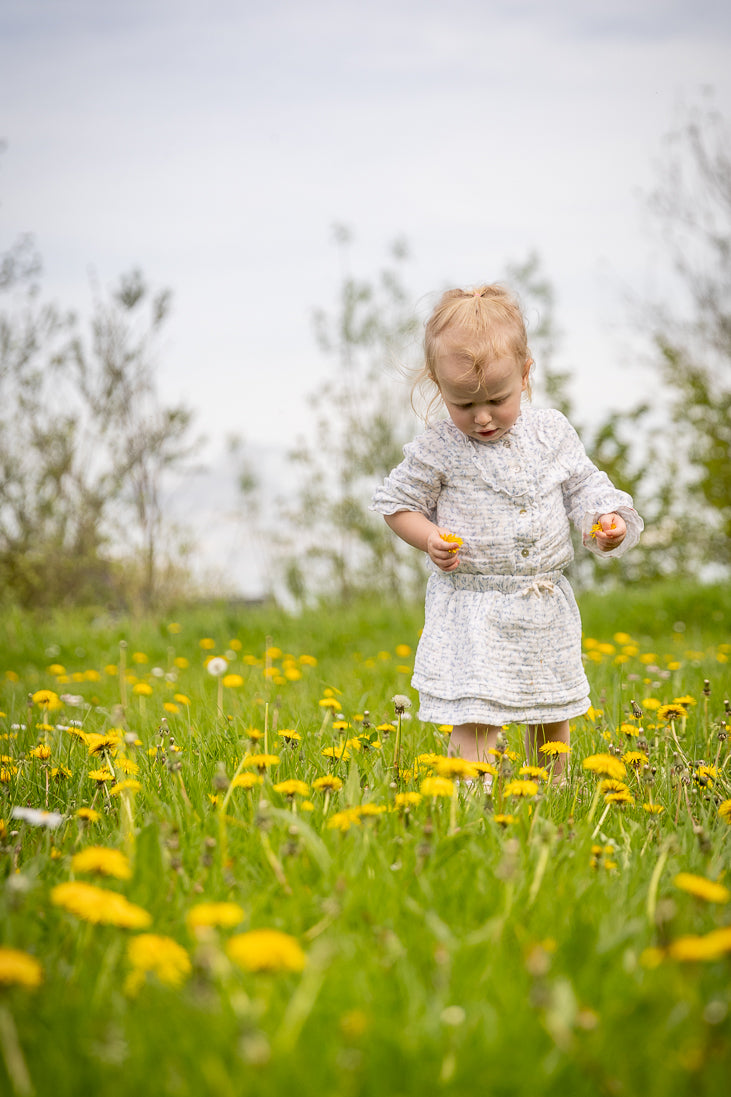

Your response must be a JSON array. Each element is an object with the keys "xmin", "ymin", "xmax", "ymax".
[{"xmin": 555, "ymin": 414, "xmax": 643, "ymax": 558}]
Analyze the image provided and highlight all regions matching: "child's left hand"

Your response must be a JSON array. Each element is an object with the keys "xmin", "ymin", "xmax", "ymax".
[{"xmin": 592, "ymin": 512, "xmax": 626, "ymax": 551}]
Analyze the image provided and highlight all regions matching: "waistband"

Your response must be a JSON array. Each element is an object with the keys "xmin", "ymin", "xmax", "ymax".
[{"xmin": 430, "ymin": 570, "xmax": 565, "ymax": 595}]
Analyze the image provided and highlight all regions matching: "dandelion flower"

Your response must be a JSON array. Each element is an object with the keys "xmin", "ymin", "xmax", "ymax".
[
  {"xmin": 88, "ymin": 767, "xmax": 114, "ymax": 783},
  {"xmin": 539, "ymin": 741, "xmax": 571, "ymax": 757},
  {"xmin": 51, "ymin": 882, "xmax": 151, "ymax": 928},
  {"xmin": 441, "ymin": 533, "xmax": 463, "ymax": 553},
  {"xmin": 231, "ymin": 773, "xmax": 263, "ymax": 790},
  {"xmin": 86, "ymin": 732, "xmax": 123, "ymax": 756},
  {"xmin": 322, "ymin": 745, "xmax": 350, "ymax": 761},
  {"xmin": 127, "ymin": 934, "xmax": 191, "ymax": 988},
  {"xmin": 206, "ymin": 657, "xmax": 228, "ymax": 677},
  {"xmin": 599, "ymin": 779, "xmax": 629, "ymax": 794},
  {"xmin": 0, "ymin": 948, "xmax": 43, "ymax": 988},
  {"xmin": 318, "ymin": 698, "xmax": 339, "ymax": 710},
  {"xmin": 71, "ymin": 846, "xmax": 132, "ymax": 880},
  {"xmin": 29, "ymin": 744, "xmax": 52, "ymax": 760},
  {"xmin": 227, "ymin": 929, "xmax": 306, "ymax": 973},
  {"xmin": 693, "ymin": 765, "xmax": 717, "ymax": 788},
  {"xmin": 327, "ymin": 809, "xmax": 362, "ymax": 831},
  {"xmin": 432, "ymin": 757, "xmax": 480, "ymax": 781},
  {"xmin": 394, "ymin": 792, "xmax": 422, "ymax": 808},
  {"xmin": 657, "ymin": 703, "xmax": 688, "ymax": 723},
  {"xmin": 278, "ymin": 729, "xmax": 302, "ymax": 744},
  {"xmin": 582, "ymin": 753, "xmax": 626, "ymax": 780},
  {"xmin": 504, "ymin": 779, "xmax": 539, "ymax": 798},
  {"xmin": 518, "ymin": 765, "xmax": 549, "ymax": 781},
  {"xmin": 187, "ymin": 902, "xmax": 245, "ymax": 932},
  {"xmin": 493, "ymin": 814, "xmax": 517, "ymax": 826},
  {"xmin": 718, "ymin": 800, "xmax": 731, "ymax": 824},
  {"xmin": 31, "ymin": 689, "xmax": 61, "ymax": 710},
  {"xmin": 222, "ymin": 674, "xmax": 244, "ymax": 688},
  {"xmin": 273, "ymin": 779, "xmax": 310, "ymax": 798},
  {"xmin": 420, "ymin": 776, "xmax": 455, "ymax": 798},
  {"xmin": 667, "ymin": 928, "xmax": 731, "ymax": 962},
  {"xmin": 674, "ymin": 873, "xmax": 730, "ymax": 904},
  {"xmin": 604, "ymin": 790, "xmax": 634, "ymax": 805},
  {"xmin": 75, "ymin": 807, "xmax": 101, "ymax": 823},
  {"xmin": 622, "ymin": 751, "xmax": 649, "ymax": 767},
  {"xmin": 109, "ymin": 779, "xmax": 142, "ymax": 797},
  {"xmin": 132, "ymin": 683, "xmax": 153, "ymax": 697},
  {"xmin": 312, "ymin": 775, "xmax": 343, "ymax": 792},
  {"xmin": 241, "ymin": 753, "xmax": 280, "ymax": 772},
  {"xmin": 643, "ymin": 803, "xmax": 665, "ymax": 815}
]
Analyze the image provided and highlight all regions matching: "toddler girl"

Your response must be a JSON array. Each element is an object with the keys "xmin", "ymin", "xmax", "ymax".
[{"xmin": 371, "ymin": 285, "xmax": 643, "ymax": 775}]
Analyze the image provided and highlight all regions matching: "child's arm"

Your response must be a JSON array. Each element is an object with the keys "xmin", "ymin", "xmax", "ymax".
[{"xmin": 385, "ymin": 511, "xmax": 461, "ymax": 572}]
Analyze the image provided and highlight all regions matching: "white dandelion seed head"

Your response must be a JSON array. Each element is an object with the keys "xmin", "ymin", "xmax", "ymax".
[
  {"xmin": 11, "ymin": 806, "xmax": 66, "ymax": 829},
  {"xmin": 207, "ymin": 657, "xmax": 228, "ymax": 677}
]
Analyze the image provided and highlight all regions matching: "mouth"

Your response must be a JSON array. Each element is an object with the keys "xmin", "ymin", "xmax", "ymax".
[{"xmin": 475, "ymin": 428, "xmax": 498, "ymax": 439}]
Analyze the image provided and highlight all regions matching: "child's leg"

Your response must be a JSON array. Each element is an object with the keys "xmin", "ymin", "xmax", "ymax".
[
  {"xmin": 448, "ymin": 723, "xmax": 503, "ymax": 763},
  {"xmin": 525, "ymin": 719, "xmax": 570, "ymax": 779}
]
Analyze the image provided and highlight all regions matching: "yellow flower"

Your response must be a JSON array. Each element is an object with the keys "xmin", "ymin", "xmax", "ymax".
[
  {"xmin": 109, "ymin": 780, "xmax": 142, "ymax": 797},
  {"xmin": 327, "ymin": 808, "xmax": 362, "ymax": 831},
  {"xmin": 241, "ymin": 753, "xmax": 280, "ymax": 771},
  {"xmin": 75, "ymin": 807, "xmax": 101, "ymax": 823},
  {"xmin": 127, "ymin": 934, "xmax": 191, "ymax": 988},
  {"xmin": 88, "ymin": 767, "xmax": 114, "ymax": 783},
  {"xmin": 539, "ymin": 741, "xmax": 571, "ymax": 757},
  {"xmin": 71, "ymin": 846, "xmax": 132, "ymax": 880},
  {"xmin": 394, "ymin": 792, "xmax": 422, "ymax": 808},
  {"xmin": 643, "ymin": 803, "xmax": 665, "ymax": 814},
  {"xmin": 312, "ymin": 775, "xmax": 343, "ymax": 792},
  {"xmin": 187, "ymin": 902, "xmax": 245, "ymax": 932},
  {"xmin": 51, "ymin": 765, "xmax": 72, "ymax": 780},
  {"xmin": 493, "ymin": 814, "xmax": 517, "ymax": 826},
  {"xmin": 132, "ymin": 683, "xmax": 153, "ymax": 697},
  {"xmin": 622, "ymin": 751, "xmax": 648, "ymax": 767},
  {"xmin": 278, "ymin": 729, "xmax": 302, "ymax": 744},
  {"xmin": 0, "ymin": 947, "xmax": 43, "ymax": 988},
  {"xmin": 693, "ymin": 765, "xmax": 717, "ymax": 788},
  {"xmin": 31, "ymin": 689, "xmax": 61, "ymax": 709},
  {"xmin": 174, "ymin": 693, "xmax": 191, "ymax": 705},
  {"xmin": 657, "ymin": 703, "xmax": 688, "ymax": 723},
  {"xmin": 318, "ymin": 698, "xmax": 340, "ymax": 709},
  {"xmin": 163, "ymin": 702, "xmax": 180, "ymax": 714},
  {"xmin": 518, "ymin": 765, "xmax": 549, "ymax": 781},
  {"xmin": 672, "ymin": 695, "xmax": 696, "ymax": 707},
  {"xmin": 231, "ymin": 773, "xmax": 263, "ymax": 790},
  {"xmin": 29, "ymin": 744, "xmax": 52, "ymax": 760},
  {"xmin": 582, "ymin": 753, "xmax": 626, "ymax": 780},
  {"xmin": 718, "ymin": 799, "xmax": 731, "ymax": 824},
  {"xmin": 620, "ymin": 723, "xmax": 640, "ymax": 737},
  {"xmin": 599, "ymin": 779, "xmax": 629, "ymax": 794},
  {"xmin": 86, "ymin": 732, "xmax": 123, "ymax": 756},
  {"xmin": 394, "ymin": 644, "xmax": 412, "ymax": 657},
  {"xmin": 432, "ymin": 756, "xmax": 480, "ymax": 781},
  {"xmin": 667, "ymin": 928, "xmax": 731, "ymax": 962},
  {"xmin": 273, "ymin": 779, "xmax": 309, "ymax": 798},
  {"xmin": 227, "ymin": 929, "xmax": 306, "ymax": 973},
  {"xmin": 114, "ymin": 756, "xmax": 140, "ymax": 776},
  {"xmin": 222, "ymin": 674, "xmax": 244, "ymax": 688},
  {"xmin": 299, "ymin": 654, "xmax": 317, "ymax": 666},
  {"xmin": 504, "ymin": 779, "xmax": 539, "ymax": 798},
  {"xmin": 420, "ymin": 776, "xmax": 455, "ymax": 798},
  {"xmin": 674, "ymin": 873, "xmax": 730, "ymax": 904},
  {"xmin": 604, "ymin": 790, "xmax": 634, "ymax": 805},
  {"xmin": 51, "ymin": 882, "xmax": 151, "ymax": 928},
  {"xmin": 199, "ymin": 637, "xmax": 216, "ymax": 650},
  {"xmin": 441, "ymin": 532, "xmax": 463, "ymax": 553},
  {"xmin": 322, "ymin": 745, "xmax": 350, "ymax": 761}
]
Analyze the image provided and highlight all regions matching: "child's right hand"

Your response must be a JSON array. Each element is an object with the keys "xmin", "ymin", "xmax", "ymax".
[{"xmin": 427, "ymin": 527, "xmax": 463, "ymax": 572}]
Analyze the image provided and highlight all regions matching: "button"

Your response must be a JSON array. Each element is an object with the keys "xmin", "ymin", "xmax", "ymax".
[
  {"xmin": 519, "ymin": 508, "xmax": 527, "ymax": 514},
  {"xmin": 503, "ymin": 439, "xmax": 511, "ymax": 448},
  {"xmin": 521, "ymin": 548, "xmax": 529, "ymax": 557}
]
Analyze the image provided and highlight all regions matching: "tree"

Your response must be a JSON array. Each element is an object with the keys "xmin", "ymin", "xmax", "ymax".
[
  {"xmin": 0, "ymin": 237, "xmax": 199, "ymax": 609},
  {"xmin": 643, "ymin": 92, "xmax": 731, "ymax": 571},
  {"xmin": 273, "ymin": 226, "xmax": 424, "ymax": 605}
]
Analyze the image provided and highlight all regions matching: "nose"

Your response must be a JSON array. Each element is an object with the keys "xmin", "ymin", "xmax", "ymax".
[{"xmin": 474, "ymin": 406, "xmax": 492, "ymax": 426}]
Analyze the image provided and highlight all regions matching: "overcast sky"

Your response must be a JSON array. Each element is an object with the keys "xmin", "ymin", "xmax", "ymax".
[{"xmin": 2, "ymin": 0, "xmax": 730, "ymax": 593}]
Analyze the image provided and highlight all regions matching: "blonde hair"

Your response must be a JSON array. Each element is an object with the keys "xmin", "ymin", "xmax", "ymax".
[{"xmin": 413, "ymin": 284, "xmax": 532, "ymax": 420}]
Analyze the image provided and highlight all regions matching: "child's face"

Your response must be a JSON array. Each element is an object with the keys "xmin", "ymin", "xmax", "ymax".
[{"xmin": 436, "ymin": 351, "xmax": 530, "ymax": 444}]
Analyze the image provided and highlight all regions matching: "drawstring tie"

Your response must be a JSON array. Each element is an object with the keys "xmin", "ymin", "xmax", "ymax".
[{"xmin": 521, "ymin": 578, "xmax": 556, "ymax": 597}]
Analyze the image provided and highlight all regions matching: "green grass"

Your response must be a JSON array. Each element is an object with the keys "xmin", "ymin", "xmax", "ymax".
[{"xmin": 0, "ymin": 582, "xmax": 730, "ymax": 1097}]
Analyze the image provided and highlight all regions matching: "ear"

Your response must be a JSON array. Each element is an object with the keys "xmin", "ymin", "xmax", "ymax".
[{"xmin": 521, "ymin": 358, "xmax": 533, "ymax": 391}]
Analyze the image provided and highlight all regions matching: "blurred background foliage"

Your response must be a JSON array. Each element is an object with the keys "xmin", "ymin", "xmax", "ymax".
[{"xmin": 1, "ymin": 97, "xmax": 729, "ymax": 613}]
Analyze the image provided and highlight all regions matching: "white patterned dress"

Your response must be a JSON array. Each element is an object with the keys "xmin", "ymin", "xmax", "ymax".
[{"xmin": 371, "ymin": 407, "xmax": 643, "ymax": 726}]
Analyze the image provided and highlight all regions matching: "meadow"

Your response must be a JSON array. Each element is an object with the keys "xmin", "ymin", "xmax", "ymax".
[{"xmin": 0, "ymin": 579, "xmax": 730, "ymax": 1097}]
